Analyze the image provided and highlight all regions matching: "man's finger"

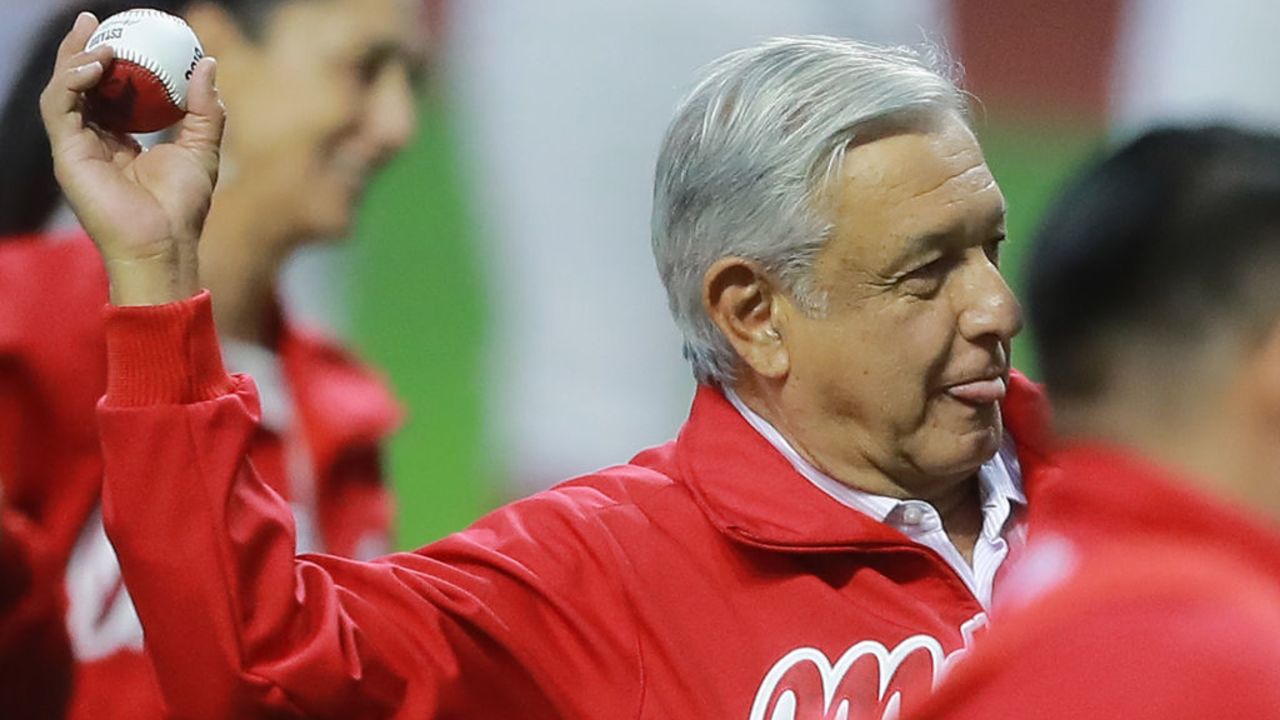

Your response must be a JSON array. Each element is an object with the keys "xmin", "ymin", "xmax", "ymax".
[
  {"xmin": 63, "ymin": 44, "xmax": 116, "ymax": 74},
  {"xmin": 65, "ymin": 59, "xmax": 109, "ymax": 93},
  {"xmin": 40, "ymin": 59, "xmax": 110, "ymax": 144},
  {"xmin": 54, "ymin": 12, "xmax": 99, "ymax": 71},
  {"xmin": 184, "ymin": 57, "xmax": 224, "ymax": 127},
  {"xmin": 41, "ymin": 26, "xmax": 114, "ymax": 145},
  {"xmin": 174, "ymin": 57, "xmax": 225, "ymax": 172}
]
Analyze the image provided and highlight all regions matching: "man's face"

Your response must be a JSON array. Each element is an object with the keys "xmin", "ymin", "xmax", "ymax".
[
  {"xmin": 781, "ymin": 113, "xmax": 1019, "ymax": 491},
  {"xmin": 218, "ymin": 0, "xmax": 425, "ymax": 239}
]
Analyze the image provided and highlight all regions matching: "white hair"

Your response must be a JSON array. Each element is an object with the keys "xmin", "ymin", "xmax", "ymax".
[{"xmin": 651, "ymin": 35, "xmax": 967, "ymax": 386}]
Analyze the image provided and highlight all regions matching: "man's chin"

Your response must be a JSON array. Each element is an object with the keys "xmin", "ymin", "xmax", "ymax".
[
  {"xmin": 922, "ymin": 422, "xmax": 1004, "ymax": 480},
  {"xmin": 302, "ymin": 202, "xmax": 357, "ymax": 243},
  {"xmin": 958, "ymin": 423, "xmax": 1003, "ymax": 466}
]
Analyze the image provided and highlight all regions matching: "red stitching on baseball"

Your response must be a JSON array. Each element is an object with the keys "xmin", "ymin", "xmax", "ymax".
[{"xmin": 87, "ymin": 59, "xmax": 184, "ymax": 134}]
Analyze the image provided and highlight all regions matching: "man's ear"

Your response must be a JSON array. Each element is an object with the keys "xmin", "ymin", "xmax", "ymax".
[{"xmin": 702, "ymin": 257, "xmax": 791, "ymax": 380}]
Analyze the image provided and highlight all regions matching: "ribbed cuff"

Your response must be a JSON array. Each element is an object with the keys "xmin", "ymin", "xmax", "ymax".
[{"xmin": 104, "ymin": 290, "xmax": 235, "ymax": 407}]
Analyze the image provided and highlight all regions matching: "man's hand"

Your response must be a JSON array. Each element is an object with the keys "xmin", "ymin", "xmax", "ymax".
[{"xmin": 40, "ymin": 12, "xmax": 225, "ymax": 306}]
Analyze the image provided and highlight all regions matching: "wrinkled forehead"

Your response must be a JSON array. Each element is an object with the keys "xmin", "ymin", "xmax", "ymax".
[{"xmin": 825, "ymin": 115, "xmax": 1005, "ymax": 257}]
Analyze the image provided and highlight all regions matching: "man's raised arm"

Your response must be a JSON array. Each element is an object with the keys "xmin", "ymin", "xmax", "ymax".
[{"xmin": 43, "ymin": 13, "xmax": 635, "ymax": 719}]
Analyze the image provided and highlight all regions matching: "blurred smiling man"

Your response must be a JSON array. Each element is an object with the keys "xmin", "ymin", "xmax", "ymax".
[
  {"xmin": 0, "ymin": 1, "xmax": 426, "ymax": 717},
  {"xmin": 42, "ymin": 30, "xmax": 1055, "ymax": 718}
]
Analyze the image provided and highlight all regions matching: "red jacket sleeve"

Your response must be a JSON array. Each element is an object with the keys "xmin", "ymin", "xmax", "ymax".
[
  {"xmin": 98, "ymin": 293, "xmax": 642, "ymax": 719},
  {"xmin": 0, "ymin": 510, "xmax": 73, "ymax": 719}
]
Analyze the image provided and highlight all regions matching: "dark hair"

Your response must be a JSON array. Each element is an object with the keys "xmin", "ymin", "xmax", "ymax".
[
  {"xmin": 1028, "ymin": 126, "xmax": 1280, "ymax": 401},
  {"xmin": 0, "ymin": 1, "xmax": 292, "ymax": 237}
]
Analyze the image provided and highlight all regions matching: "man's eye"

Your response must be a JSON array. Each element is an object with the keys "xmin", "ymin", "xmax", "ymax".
[
  {"xmin": 917, "ymin": 258, "xmax": 946, "ymax": 275},
  {"xmin": 898, "ymin": 256, "xmax": 953, "ymax": 297},
  {"xmin": 354, "ymin": 48, "xmax": 397, "ymax": 85},
  {"xmin": 906, "ymin": 255, "xmax": 953, "ymax": 279},
  {"xmin": 357, "ymin": 57, "xmax": 383, "ymax": 85}
]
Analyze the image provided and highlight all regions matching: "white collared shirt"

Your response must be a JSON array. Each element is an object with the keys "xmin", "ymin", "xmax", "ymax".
[
  {"xmin": 724, "ymin": 388, "xmax": 1027, "ymax": 609},
  {"xmin": 221, "ymin": 339, "xmax": 321, "ymax": 555}
]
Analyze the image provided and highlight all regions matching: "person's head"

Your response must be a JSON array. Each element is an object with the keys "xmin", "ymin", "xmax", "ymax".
[
  {"xmin": 186, "ymin": 0, "xmax": 425, "ymax": 242},
  {"xmin": 0, "ymin": 0, "xmax": 425, "ymax": 241},
  {"xmin": 653, "ymin": 37, "xmax": 1019, "ymax": 494},
  {"xmin": 1029, "ymin": 126, "xmax": 1280, "ymax": 505}
]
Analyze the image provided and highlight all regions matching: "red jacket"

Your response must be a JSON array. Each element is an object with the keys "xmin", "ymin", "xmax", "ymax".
[
  {"xmin": 0, "ymin": 235, "xmax": 108, "ymax": 719},
  {"xmin": 97, "ymin": 291, "xmax": 1056, "ymax": 719},
  {"xmin": 0, "ymin": 510, "xmax": 73, "ymax": 719},
  {"xmin": 910, "ymin": 445, "xmax": 1280, "ymax": 719},
  {"xmin": 0, "ymin": 235, "xmax": 400, "ymax": 719}
]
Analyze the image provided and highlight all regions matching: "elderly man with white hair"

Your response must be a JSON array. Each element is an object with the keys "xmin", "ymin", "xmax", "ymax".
[{"xmin": 41, "ymin": 17, "xmax": 1052, "ymax": 719}]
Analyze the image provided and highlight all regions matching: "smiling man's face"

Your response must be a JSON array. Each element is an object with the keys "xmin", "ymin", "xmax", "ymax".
[{"xmin": 779, "ymin": 112, "xmax": 1021, "ymax": 492}]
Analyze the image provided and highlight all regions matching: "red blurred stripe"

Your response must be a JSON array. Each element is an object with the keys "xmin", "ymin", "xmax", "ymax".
[{"xmin": 951, "ymin": 0, "xmax": 1123, "ymax": 120}]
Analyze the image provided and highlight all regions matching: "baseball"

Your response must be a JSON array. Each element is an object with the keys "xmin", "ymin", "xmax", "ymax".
[{"xmin": 83, "ymin": 9, "xmax": 205, "ymax": 134}]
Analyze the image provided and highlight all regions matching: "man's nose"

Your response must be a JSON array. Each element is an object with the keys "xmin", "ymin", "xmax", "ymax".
[
  {"xmin": 957, "ymin": 259, "xmax": 1023, "ymax": 344},
  {"xmin": 364, "ymin": 64, "xmax": 418, "ymax": 157}
]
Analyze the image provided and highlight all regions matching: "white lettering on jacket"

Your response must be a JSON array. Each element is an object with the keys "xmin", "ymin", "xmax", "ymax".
[
  {"xmin": 65, "ymin": 510, "xmax": 144, "ymax": 661},
  {"xmin": 748, "ymin": 613, "xmax": 987, "ymax": 720},
  {"xmin": 65, "ymin": 503, "xmax": 324, "ymax": 661}
]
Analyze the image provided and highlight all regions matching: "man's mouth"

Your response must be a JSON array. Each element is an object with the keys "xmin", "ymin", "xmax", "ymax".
[
  {"xmin": 329, "ymin": 153, "xmax": 372, "ymax": 192},
  {"xmin": 944, "ymin": 376, "xmax": 1007, "ymax": 405}
]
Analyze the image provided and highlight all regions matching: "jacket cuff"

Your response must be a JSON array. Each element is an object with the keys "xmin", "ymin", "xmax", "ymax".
[{"xmin": 104, "ymin": 290, "xmax": 235, "ymax": 407}]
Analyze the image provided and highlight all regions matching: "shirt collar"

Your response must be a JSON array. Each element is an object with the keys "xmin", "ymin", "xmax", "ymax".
[
  {"xmin": 219, "ymin": 315, "xmax": 402, "ymax": 471},
  {"xmin": 278, "ymin": 325, "xmax": 403, "ymax": 475},
  {"xmin": 222, "ymin": 338, "xmax": 293, "ymax": 434}
]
